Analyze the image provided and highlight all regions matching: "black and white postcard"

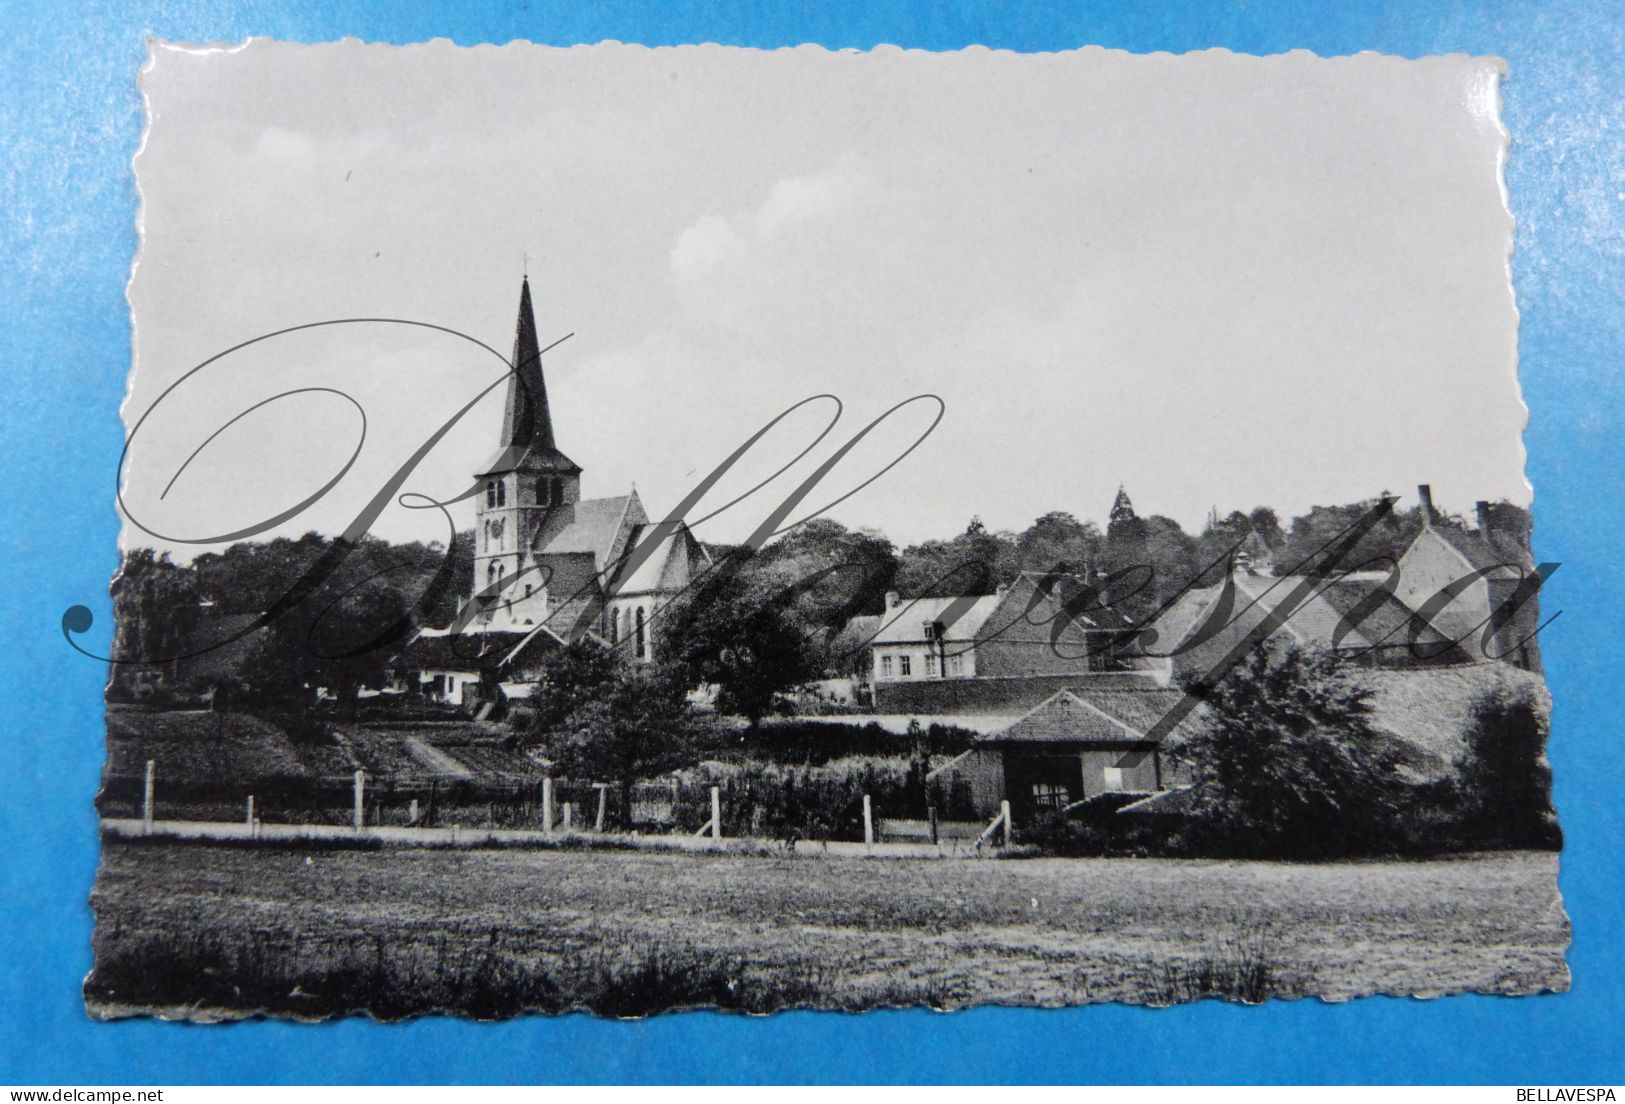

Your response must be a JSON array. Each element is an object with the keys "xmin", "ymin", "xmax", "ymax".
[{"xmin": 87, "ymin": 41, "xmax": 1564, "ymax": 1020}]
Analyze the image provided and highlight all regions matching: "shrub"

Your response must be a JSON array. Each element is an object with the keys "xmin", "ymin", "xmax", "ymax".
[{"xmin": 1456, "ymin": 681, "xmax": 1561, "ymax": 851}]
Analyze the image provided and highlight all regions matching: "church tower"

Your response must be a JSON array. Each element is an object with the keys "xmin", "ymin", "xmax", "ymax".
[{"xmin": 472, "ymin": 276, "xmax": 582, "ymax": 622}]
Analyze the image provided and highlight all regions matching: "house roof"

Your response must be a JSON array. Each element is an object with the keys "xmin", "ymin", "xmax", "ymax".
[
  {"xmin": 1148, "ymin": 571, "xmax": 1460, "ymax": 659},
  {"xmin": 396, "ymin": 627, "xmax": 557, "ymax": 674},
  {"xmin": 979, "ymin": 687, "xmax": 1207, "ymax": 748},
  {"xmin": 1418, "ymin": 524, "xmax": 1530, "ymax": 579},
  {"xmin": 1355, "ymin": 662, "xmax": 1548, "ymax": 767},
  {"xmin": 973, "ymin": 571, "xmax": 1141, "ymax": 649},
  {"xmin": 871, "ymin": 593, "xmax": 1005, "ymax": 646}
]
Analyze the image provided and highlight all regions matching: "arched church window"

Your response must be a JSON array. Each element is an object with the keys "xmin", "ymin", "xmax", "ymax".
[
  {"xmin": 496, "ymin": 480, "xmax": 507, "ymax": 507},
  {"xmin": 485, "ymin": 480, "xmax": 497, "ymax": 508},
  {"xmin": 550, "ymin": 477, "xmax": 563, "ymax": 504},
  {"xmin": 486, "ymin": 561, "xmax": 498, "ymax": 588},
  {"xmin": 609, "ymin": 609, "xmax": 619, "ymax": 645},
  {"xmin": 635, "ymin": 606, "xmax": 647, "ymax": 661}
]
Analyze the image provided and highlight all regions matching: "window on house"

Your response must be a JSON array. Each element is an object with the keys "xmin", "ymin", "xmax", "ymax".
[
  {"xmin": 1032, "ymin": 783, "xmax": 1070, "ymax": 811},
  {"xmin": 924, "ymin": 653, "xmax": 937, "ymax": 676},
  {"xmin": 923, "ymin": 621, "xmax": 938, "ymax": 640},
  {"xmin": 1102, "ymin": 766, "xmax": 1125, "ymax": 791},
  {"xmin": 899, "ymin": 654, "xmax": 912, "ymax": 677},
  {"xmin": 880, "ymin": 654, "xmax": 894, "ymax": 678},
  {"xmin": 949, "ymin": 654, "xmax": 965, "ymax": 675}
]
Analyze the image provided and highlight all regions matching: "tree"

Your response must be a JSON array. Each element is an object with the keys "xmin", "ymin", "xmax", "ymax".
[
  {"xmin": 658, "ymin": 549, "xmax": 825, "ymax": 733},
  {"xmin": 543, "ymin": 658, "xmax": 699, "ymax": 827},
  {"xmin": 1167, "ymin": 644, "xmax": 1406, "ymax": 857},
  {"xmin": 529, "ymin": 638, "xmax": 619, "ymax": 741},
  {"xmin": 895, "ymin": 516, "xmax": 1019, "ymax": 597},
  {"xmin": 755, "ymin": 519, "xmax": 899, "ymax": 641},
  {"xmin": 1456, "ymin": 680, "xmax": 1559, "ymax": 850},
  {"xmin": 1014, "ymin": 511, "xmax": 1103, "ymax": 576},
  {"xmin": 1277, "ymin": 501, "xmax": 1422, "ymax": 576}
]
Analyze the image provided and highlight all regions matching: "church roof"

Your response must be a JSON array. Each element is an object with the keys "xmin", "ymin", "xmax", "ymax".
[
  {"xmin": 480, "ymin": 276, "xmax": 580, "ymax": 476},
  {"xmin": 608, "ymin": 522, "xmax": 709, "ymax": 596},
  {"xmin": 533, "ymin": 494, "xmax": 642, "ymax": 572}
]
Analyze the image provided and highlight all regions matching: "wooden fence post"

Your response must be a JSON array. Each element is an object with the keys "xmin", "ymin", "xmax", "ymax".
[
  {"xmin": 594, "ymin": 784, "xmax": 608, "ymax": 832},
  {"xmin": 409, "ymin": 798, "xmax": 419, "ymax": 825},
  {"xmin": 562, "ymin": 801, "xmax": 573, "ymax": 831},
  {"xmin": 710, "ymin": 785, "xmax": 722, "ymax": 844},
  {"xmin": 1000, "ymin": 799, "xmax": 1013, "ymax": 848},
  {"xmin": 863, "ymin": 794, "xmax": 874, "ymax": 852},
  {"xmin": 929, "ymin": 805, "xmax": 939, "ymax": 846},
  {"xmin": 142, "ymin": 760, "xmax": 154, "ymax": 833},
  {"xmin": 245, "ymin": 795, "xmax": 254, "ymax": 828},
  {"xmin": 353, "ymin": 770, "xmax": 365, "ymax": 831},
  {"xmin": 542, "ymin": 777, "xmax": 554, "ymax": 838}
]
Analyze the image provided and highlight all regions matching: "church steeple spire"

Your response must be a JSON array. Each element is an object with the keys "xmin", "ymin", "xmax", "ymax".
[{"xmin": 501, "ymin": 276, "xmax": 557, "ymax": 453}]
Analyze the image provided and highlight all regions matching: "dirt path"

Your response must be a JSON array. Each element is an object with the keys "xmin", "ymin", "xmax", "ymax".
[{"xmin": 402, "ymin": 736, "xmax": 473, "ymax": 778}]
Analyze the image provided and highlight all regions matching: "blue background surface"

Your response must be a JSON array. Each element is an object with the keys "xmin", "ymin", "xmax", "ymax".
[{"xmin": 1, "ymin": 0, "xmax": 1621, "ymax": 1085}]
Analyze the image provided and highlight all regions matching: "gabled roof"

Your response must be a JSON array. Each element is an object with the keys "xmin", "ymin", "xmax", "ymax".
[
  {"xmin": 532, "ymin": 495, "xmax": 638, "ymax": 572},
  {"xmin": 397, "ymin": 628, "xmax": 548, "ymax": 673},
  {"xmin": 1148, "ymin": 572, "xmax": 1460, "ymax": 659},
  {"xmin": 608, "ymin": 521, "xmax": 708, "ymax": 596},
  {"xmin": 870, "ymin": 593, "xmax": 1005, "ymax": 646},
  {"xmin": 979, "ymin": 687, "xmax": 1206, "ymax": 747},
  {"xmin": 973, "ymin": 571, "xmax": 1140, "ymax": 648},
  {"xmin": 1413, "ymin": 523, "xmax": 1529, "ymax": 579}
]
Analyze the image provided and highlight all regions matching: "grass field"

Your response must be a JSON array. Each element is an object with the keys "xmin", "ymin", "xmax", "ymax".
[{"xmin": 87, "ymin": 840, "xmax": 1568, "ymax": 1019}]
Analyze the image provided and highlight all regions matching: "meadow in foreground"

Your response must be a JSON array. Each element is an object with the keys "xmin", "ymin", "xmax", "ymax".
[{"xmin": 87, "ymin": 839, "xmax": 1568, "ymax": 1019}]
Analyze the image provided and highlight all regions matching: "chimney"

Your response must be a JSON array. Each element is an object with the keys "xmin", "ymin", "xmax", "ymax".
[
  {"xmin": 1417, "ymin": 484, "xmax": 1435, "ymax": 528},
  {"xmin": 884, "ymin": 591, "xmax": 900, "ymax": 610},
  {"xmin": 1476, "ymin": 500, "xmax": 1493, "ymax": 532}
]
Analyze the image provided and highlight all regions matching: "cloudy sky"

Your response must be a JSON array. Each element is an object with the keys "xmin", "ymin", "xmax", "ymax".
[{"xmin": 124, "ymin": 41, "xmax": 1522, "ymax": 558}]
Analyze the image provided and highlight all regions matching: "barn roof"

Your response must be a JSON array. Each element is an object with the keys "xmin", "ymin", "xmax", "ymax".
[{"xmin": 979, "ymin": 687, "xmax": 1207, "ymax": 748}]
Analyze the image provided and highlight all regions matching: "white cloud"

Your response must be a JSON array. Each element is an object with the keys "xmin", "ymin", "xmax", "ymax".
[{"xmin": 669, "ymin": 156, "xmax": 874, "ymax": 284}]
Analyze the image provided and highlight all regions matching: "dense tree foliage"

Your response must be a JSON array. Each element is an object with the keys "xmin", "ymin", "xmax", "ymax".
[
  {"xmin": 1456, "ymin": 681, "xmax": 1560, "ymax": 850},
  {"xmin": 657, "ymin": 548, "xmax": 826, "ymax": 732},
  {"xmin": 1168, "ymin": 644, "xmax": 1408, "ymax": 858},
  {"xmin": 537, "ymin": 651, "xmax": 699, "ymax": 827}
]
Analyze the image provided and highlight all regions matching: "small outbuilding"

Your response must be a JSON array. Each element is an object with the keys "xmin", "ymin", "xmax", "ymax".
[{"xmin": 930, "ymin": 686, "xmax": 1204, "ymax": 821}]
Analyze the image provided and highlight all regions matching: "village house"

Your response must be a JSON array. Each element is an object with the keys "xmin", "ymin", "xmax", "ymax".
[
  {"xmin": 869, "ymin": 571, "xmax": 1156, "ymax": 715},
  {"xmin": 397, "ymin": 275, "xmax": 711, "ymax": 705},
  {"xmin": 1147, "ymin": 484, "xmax": 1537, "ymax": 681},
  {"xmin": 1394, "ymin": 484, "xmax": 1542, "ymax": 671}
]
